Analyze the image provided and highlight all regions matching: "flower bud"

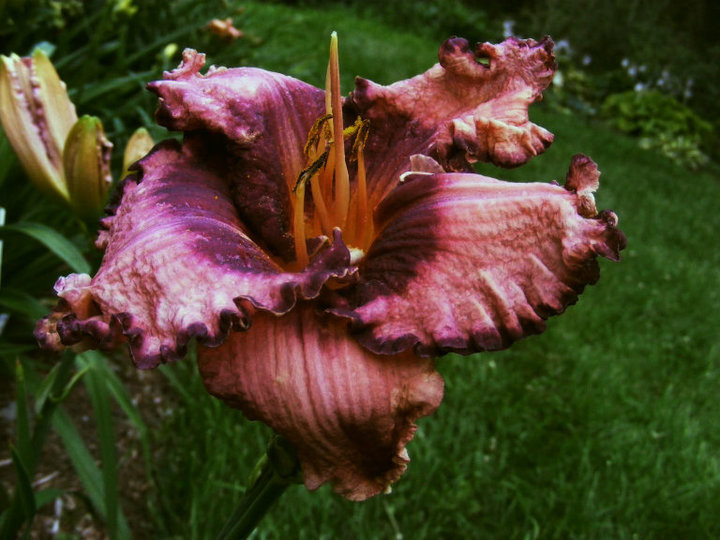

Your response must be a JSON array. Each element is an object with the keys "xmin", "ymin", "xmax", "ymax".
[
  {"xmin": 0, "ymin": 49, "xmax": 116, "ymax": 218},
  {"xmin": 62, "ymin": 115, "xmax": 113, "ymax": 219},
  {"xmin": 122, "ymin": 127, "xmax": 154, "ymax": 177},
  {"xmin": 0, "ymin": 48, "xmax": 77, "ymax": 202}
]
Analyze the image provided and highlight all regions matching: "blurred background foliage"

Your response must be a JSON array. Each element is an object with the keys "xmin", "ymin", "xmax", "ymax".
[{"xmin": 1, "ymin": 0, "xmax": 719, "ymax": 538}]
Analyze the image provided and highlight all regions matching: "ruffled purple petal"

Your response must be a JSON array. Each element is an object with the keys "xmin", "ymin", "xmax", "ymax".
[
  {"xmin": 346, "ymin": 36, "xmax": 556, "ymax": 206},
  {"xmin": 336, "ymin": 155, "xmax": 626, "ymax": 356},
  {"xmin": 148, "ymin": 49, "xmax": 326, "ymax": 260},
  {"xmin": 35, "ymin": 140, "xmax": 354, "ymax": 368},
  {"xmin": 197, "ymin": 304, "xmax": 444, "ymax": 501}
]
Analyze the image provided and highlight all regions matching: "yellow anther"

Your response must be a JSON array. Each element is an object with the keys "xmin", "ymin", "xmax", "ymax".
[{"xmin": 303, "ymin": 113, "xmax": 333, "ymax": 158}]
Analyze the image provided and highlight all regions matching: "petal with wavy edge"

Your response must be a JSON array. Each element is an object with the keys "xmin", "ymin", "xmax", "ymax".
[
  {"xmin": 346, "ymin": 36, "xmax": 557, "ymax": 207},
  {"xmin": 35, "ymin": 140, "xmax": 354, "ymax": 368},
  {"xmin": 148, "ymin": 49, "xmax": 326, "ymax": 260},
  {"xmin": 336, "ymin": 155, "xmax": 626, "ymax": 356},
  {"xmin": 197, "ymin": 304, "xmax": 444, "ymax": 501}
]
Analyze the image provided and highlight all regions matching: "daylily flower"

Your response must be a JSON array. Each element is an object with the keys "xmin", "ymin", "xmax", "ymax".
[
  {"xmin": 35, "ymin": 34, "xmax": 626, "ymax": 500},
  {"xmin": 0, "ymin": 48, "xmax": 113, "ymax": 218}
]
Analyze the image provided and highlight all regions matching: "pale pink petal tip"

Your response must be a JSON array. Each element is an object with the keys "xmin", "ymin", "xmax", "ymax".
[
  {"xmin": 347, "ymin": 36, "xmax": 557, "ymax": 205},
  {"xmin": 163, "ymin": 48, "xmax": 208, "ymax": 80}
]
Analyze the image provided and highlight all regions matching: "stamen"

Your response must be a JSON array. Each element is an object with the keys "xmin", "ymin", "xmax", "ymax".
[
  {"xmin": 310, "ymin": 166, "xmax": 333, "ymax": 235},
  {"xmin": 306, "ymin": 147, "xmax": 334, "ymax": 236},
  {"xmin": 321, "ymin": 140, "xmax": 336, "ymax": 211},
  {"xmin": 356, "ymin": 144, "xmax": 372, "ymax": 250},
  {"xmin": 338, "ymin": 118, "xmax": 373, "ymax": 249},
  {"xmin": 328, "ymin": 32, "xmax": 350, "ymax": 228},
  {"xmin": 293, "ymin": 177, "xmax": 309, "ymax": 268},
  {"xmin": 299, "ymin": 114, "xmax": 335, "ymax": 239},
  {"xmin": 303, "ymin": 113, "xmax": 332, "ymax": 157}
]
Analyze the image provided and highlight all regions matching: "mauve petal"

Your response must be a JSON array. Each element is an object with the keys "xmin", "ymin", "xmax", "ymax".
[
  {"xmin": 197, "ymin": 304, "xmax": 444, "ymax": 501},
  {"xmin": 35, "ymin": 140, "xmax": 353, "ymax": 368},
  {"xmin": 346, "ymin": 36, "xmax": 556, "ymax": 206},
  {"xmin": 148, "ymin": 49, "xmax": 326, "ymax": 260},
  {"xmin": 336, "ymin": 155, "xmax": 626, "ymax": 356}
]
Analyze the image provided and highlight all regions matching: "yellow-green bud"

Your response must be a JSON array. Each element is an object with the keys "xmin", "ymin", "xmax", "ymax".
[
  {"xmin": 122, "ymin": 127, "xmax": 155, "ymax": 177},
  {"xmin": 63, "ymin": 115, "xmax": 113, "ymax": 219}
]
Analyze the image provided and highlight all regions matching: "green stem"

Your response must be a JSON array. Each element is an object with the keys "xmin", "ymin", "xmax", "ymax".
[{"xmin": 216, "ymin": 436, "xmax": 301, "ymax": 540}]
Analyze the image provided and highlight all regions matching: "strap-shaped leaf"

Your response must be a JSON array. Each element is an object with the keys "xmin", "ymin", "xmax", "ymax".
[
  {"xmin": 0, "ymin": 221, "xmax": 90, "ymax": 274},
  {"xmin": 52, "ymin": 406, "xmax": 132, "ymax": 539},
  {"xmin": 82, "ymin": 354, "xmax": 120, "ymax": 540}
]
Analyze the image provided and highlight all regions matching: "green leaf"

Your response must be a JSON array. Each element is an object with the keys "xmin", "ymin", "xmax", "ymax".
[
  {"xmin": 29, "ymin": 351, "xmax": 76, "ymax": 473},
  {"xmin": 0, "ymin": 222, "xmax": 90, "ymax": 274},
  {"xmin": 83, "ymin": 351, "xmax": 152, "ymax": 466},
  {"xmin": 0, "ymin": 128, "xmax": 13, "ymax": 191},
  {"xmin": 53, "ymin": 363, "xmax": 92, "ymax": 404},
  {"xmin": 51, "ymin": 407, "xmax": 104, "ymax": 508},
  {"xmin": 33, "ymin": 361, "xmax": 63, "ymax": 415},
  {"xmin": 0, "ymin": 206, "xmax": 5, "ymax": 288},
  {"xmin": 75, "ymin": 70, "xmax": 154, "ymax": 103},
  {"xmin": 83, "ymin": 357, "xmax": 120, "ymax": 540},
  {"xmin": 7, "ymin": 447, "xmax": 36, "ymax": 535},
  {"xmin": 53, "ymin": 401, "xmax": 132, "ymax": 539},
  {"xmin": 14, "ymin": 360, "xmax": 32, "ymax": 467},
  {"xmin": 0, "ymin": 287, "xmax": 49, "ymax": 319},
  {"xmin": 158, "ymin": 363, "xmax": 195, "ymax": 404},
  {"xmin": 35, "ymin": 488, "xmax": 64, "ymax": 510},
  {"xmin": 0, "ymin": 343, "xmax": 35, "ymax": 356}
]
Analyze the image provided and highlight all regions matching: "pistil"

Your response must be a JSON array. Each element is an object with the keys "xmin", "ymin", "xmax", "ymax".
[
  {"xmin": 354, "ymin": 137, "xmax": 373, "ymax": 250},
  {"xmin": 328, "ymin": 32, "xmax": 350, "ymax": 229}
]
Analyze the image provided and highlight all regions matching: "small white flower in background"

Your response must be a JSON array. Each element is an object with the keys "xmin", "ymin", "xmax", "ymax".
[{"xmin": 582, "ymin": 54, "xmax": 592, "ymax": 66}]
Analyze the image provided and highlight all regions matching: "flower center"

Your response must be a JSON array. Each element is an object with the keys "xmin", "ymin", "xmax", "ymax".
[{"xmin": 291, "ymin": 32, "xmax": 373, "ymax": 269}]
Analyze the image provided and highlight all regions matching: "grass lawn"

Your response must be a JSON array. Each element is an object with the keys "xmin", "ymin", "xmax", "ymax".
[{"xmin": 2, "ymin": 1, "xmax": 719, "ymax": 538}]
